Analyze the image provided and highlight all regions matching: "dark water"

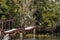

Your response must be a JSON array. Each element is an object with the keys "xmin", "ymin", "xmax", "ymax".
[
  {"xmin": 12, "ymin": 35, "xmax": 60, "ymax": 40},
  {"xmin": 22, "ymin": 36, "xmax": 60, "ymax": 40},
  {"xmin": 11, "ymin": 37, "xmax": 40, "ymax": 40}
]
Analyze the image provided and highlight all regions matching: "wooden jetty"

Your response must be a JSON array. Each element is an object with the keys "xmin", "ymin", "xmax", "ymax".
[{"xmin": 0, "ymin": 26, "xmax": 36, "ymax": 40}]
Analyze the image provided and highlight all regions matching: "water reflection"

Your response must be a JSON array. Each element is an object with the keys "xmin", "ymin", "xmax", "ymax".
[
  {"xmin": 6, "ymin": 35, "xmax": 60, "ymax": 40},
  {"xmin": 32, "ymin": 37, "xmax": 39, "ymax": 40},
  {"xmin": 23, "ymin": 36, "xmax": 60, "ymax": 40},
  {"xmin": 11, "ymin": 36, "xmax": 60, "ymax": 40},
  {"xmin": 23, "ymin": 38, "xmax": 40, "ymax": 40},
  {"xmin": 24, "ymin": 38, "xmax": 60, "ymax": 40}
]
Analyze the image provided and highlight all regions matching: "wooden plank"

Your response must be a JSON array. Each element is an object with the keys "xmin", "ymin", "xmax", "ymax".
[
  {"xmin": 25, "ymin": 26, "xmax": 35, "ymax": 30},
  {"xmin": 4, "ymin": 28, "xmax": 17, "ymax": 34}
]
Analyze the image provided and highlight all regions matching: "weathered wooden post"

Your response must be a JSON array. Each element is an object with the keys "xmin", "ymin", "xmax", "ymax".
[
  {"xmin": 3, "ymin": 34, "xmax": 10, "ymax": 40},
  {"xmin": 33, "ymin": 28, "xmax": 36, "ymax": 38},
  {"xmin": 20, "ymin": 32, "xmax": 23, "ymax": 38},
  {"xmin": 0, "ymin": 31, "xmax": 3, "ymax": 40},
  {"xmin": 20, "ymin": 32, "xmax": 23, "ymax": 40}
]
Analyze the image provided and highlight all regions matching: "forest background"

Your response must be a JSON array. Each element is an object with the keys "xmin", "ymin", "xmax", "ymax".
[{"xmin": 0, "ymin": 0, "xmax": 60, "ymax": 34}]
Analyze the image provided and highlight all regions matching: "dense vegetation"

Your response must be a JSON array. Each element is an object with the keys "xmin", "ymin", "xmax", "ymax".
[{"xmin": 0, "ymin": 0, "xmax": 60, "ymax": 34}]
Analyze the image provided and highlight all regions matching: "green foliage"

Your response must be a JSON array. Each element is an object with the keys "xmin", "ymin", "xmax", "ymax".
[
  {"xmin": 34, "ymin": 0, "xmax": 60, "ymax": 31},
  {"xmin": 0, "ymin": 0, "xmax": 60, "ymax": 31}
]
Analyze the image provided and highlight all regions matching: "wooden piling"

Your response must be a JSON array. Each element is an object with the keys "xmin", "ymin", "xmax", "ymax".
[
  {"xmin": 20, "ymin": 32, "xmax": 23, "ymax": 40},
  {"xmin": 33, "ymin": 29, "xmax": 36, "ymax": 38}
]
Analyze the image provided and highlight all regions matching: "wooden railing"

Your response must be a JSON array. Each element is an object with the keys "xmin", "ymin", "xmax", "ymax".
[
  {"xmin": 0, "ymin": 26, "xmax": 36, "ymax": 40},
  {"xmin": 1, "ymin": 26, "xmax": 36, "ymax": 34}
]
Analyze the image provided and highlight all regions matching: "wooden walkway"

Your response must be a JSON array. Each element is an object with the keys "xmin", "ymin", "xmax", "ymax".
[
  {"xmin": 3, "ymin": 26, "xmax": 36, "ymax": 34},
  {"xmin": 0, "ymin": 26, "xmax": 36, "ymax": 40}
]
